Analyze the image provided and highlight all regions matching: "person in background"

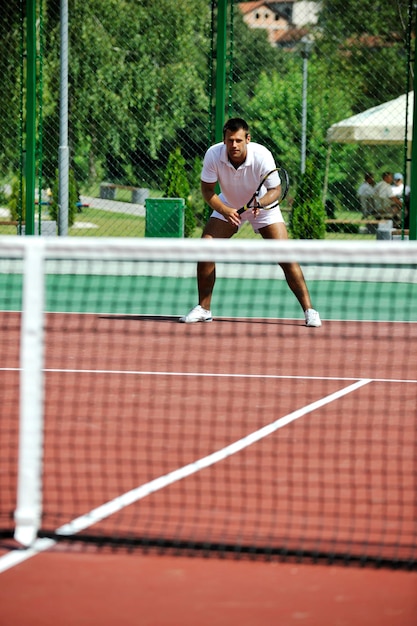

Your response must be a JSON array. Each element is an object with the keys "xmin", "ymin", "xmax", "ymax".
[
  {"xmin": 357, "ymin": 172, "xmax": 375, "ymax": 217},
  {"xmin": 391, "ymin": 173, "xmax": 410, "ymax": 199},
  {"xmin": 373, "ymin": 171, "xmax": 402, "ymax": 224},
  {"xmin": 391, "ymin": 173, "xmax": 410, "ymax": 228}
]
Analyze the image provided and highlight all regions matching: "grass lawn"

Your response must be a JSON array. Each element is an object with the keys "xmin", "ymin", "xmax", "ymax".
[
  {"xmin": 69, "ymin": 206, "xmax": 146, "ymax": 237},
  {"xmin": 0, "ymin": 204, "xmax": 375, "ymax": 240}
]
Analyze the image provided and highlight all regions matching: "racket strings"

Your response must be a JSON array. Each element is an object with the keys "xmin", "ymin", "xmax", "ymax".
[{"xmin": 237, "ymin": 166, "xmax": 289, "ymax": 214}]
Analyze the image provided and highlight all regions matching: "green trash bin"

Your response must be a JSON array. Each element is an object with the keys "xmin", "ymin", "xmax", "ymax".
[{"xmin": 145, "ymin": 198, "xmax": 185, "ymax": 237}]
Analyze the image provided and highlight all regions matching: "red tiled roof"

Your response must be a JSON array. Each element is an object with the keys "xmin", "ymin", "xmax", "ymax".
[
  {"xmin": 239, "ymin": 0, "xmax": 291, "ymax": 12},
  {"xmin": 238, "ymin": 1, "xmax": 268, "ymax": 15},
  {"xmin": 270, "ymin": 27, "xmax": 308, "ymax": 44}
]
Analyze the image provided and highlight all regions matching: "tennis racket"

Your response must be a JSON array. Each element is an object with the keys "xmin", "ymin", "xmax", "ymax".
[{"xmin": 237, "ymin": 166, "xmax": 289, "ymax": 215}]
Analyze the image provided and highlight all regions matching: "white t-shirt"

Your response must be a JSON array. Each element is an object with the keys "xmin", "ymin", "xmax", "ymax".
[
  {"xmin": 391, "ymin": 183, "xmax": 410, "ymax": 197},
  {"xmin": 374, "ymin": 180, "xmax": 394, "ymax": 199},
  {"xmin": 201, "ymin": 141, "xmax": 279, "ymax": 209},
  {"xmin": 357, "ymin": 181, "xmax": 374, "ymax": 198}
]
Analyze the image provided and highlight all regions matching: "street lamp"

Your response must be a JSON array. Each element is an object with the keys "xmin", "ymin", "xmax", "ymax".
[{"xmin": 300, "ymin": 36, "xmax": 314, "ymax": 175}]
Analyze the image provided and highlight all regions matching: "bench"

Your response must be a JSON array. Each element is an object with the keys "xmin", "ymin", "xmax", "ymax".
[
  {"xmin": 325, "ymin": 219, "xmax": 380, "ymax": 227},
  {"xmin": 325, "ymin": 218, "xmax": 380, "ymax": 234},
  {"xmin": 391, "ymin": 229, "xmax": 409, "ymax": 239},
  {"xmin": 100, "ymin": 183, "xmax": 149, "ymax": 204},
  {"xmin": 392, "ymin": 229, "xmax": 409, "ymax": 235}
]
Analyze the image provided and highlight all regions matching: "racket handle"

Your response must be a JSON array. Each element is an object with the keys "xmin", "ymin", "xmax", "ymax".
[{"xmin": 238, "ymin": 201, "xmax": 263, "ymax": 215}]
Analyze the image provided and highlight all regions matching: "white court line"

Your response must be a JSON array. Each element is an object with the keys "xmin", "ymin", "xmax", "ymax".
[
  {"xmin": 0, "ymin": 539, "xmax": 56, "ymax": 573},
  {"xmin": 0, "ymin": 377, "xmax": 371, "ymax": 573},
  {"xmin": 0, "ymin": 367, "xmax": 416, "ymax": 384}
]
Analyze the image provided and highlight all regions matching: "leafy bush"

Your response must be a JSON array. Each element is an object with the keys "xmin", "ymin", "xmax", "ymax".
[
  {"xmin": 163, "ymin": 147, "xmax": 196, "ymax": 237},
  {"xmin": 8, "ymin": 176, "xmax": 24, "ymax": 222},
  {"xmin": 289, "ymin": 158, "xmax": 326, "ymax": 239},
  {"xmin": 49, "ymin": 168, "xmax": 79, "ymax": 228},
  {"xmin": 188, "ymin": 157, "xmax": 206, "ymax": 224}
]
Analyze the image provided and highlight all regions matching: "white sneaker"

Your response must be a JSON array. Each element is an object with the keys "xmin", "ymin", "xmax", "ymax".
[
  {"xmin": 305, "ymin": 309, "xmax": 322, "ymax": 327},
  {"xmin": 179, "ymin": 305, "xmax": 213, "ymax": 323}
]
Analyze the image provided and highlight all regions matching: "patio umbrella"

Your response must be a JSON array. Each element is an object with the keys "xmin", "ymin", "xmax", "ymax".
[{"xmin": 326, "ymin": 92, "xmax": 413, "ymax": 145}]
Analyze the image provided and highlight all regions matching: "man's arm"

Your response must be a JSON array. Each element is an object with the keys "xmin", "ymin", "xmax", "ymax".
[{"xmin": 201, "ymin": 181, "xmax": 241, "ymax": 227}]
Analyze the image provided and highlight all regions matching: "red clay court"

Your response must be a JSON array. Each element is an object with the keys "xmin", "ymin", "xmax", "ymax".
[
  {"xmin": 1, "ymin": 238, "xmax": 417, "ymax": 624},
  {"xmin": 2, "ymin": 314, "xmax": 417, "ymax": 625}
]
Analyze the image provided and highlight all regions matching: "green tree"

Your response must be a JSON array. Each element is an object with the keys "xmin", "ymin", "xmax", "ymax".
[
  {"xmin": 229, "ymin": 6, "xmax": 283, "ymax": 110},
  {"xmin": 318, "ymin": 0, "xmax": 411, "ymax": 112},
  {"xmin": 42, "ymin": 0, "xmax": 210, "ymax": 186},
  {"xmin": 245, "ymin": 57, "xmax": 351, "ymax": 192},
  {"xmin": 0, "ymin": 0, "xmax": 23, "ymax": 175}
]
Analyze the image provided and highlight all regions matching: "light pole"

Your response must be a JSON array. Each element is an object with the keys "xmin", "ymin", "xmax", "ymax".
[{"xmin": 300, "ymin": 36, "xmax": 314, "ymax": 175}]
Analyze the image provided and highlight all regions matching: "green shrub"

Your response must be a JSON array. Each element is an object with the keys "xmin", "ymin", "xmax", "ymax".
[
  {"xmin": 289, "ymin": 158, "xmax": 326, "ymax": 239},
  {"xmin": 49, "ymin": 168, "xmax": 79, "ymax": 228},
  {"xmin": 188, "ymin": 157, "xmax": 206, "ymax": 227},
  {"xmin": 163, "ymin": 147, "xmax": 196, "ymax": 237},
  {"xmin": 8, "ymin": 176, "xmax": 24, "ymax": 222}
]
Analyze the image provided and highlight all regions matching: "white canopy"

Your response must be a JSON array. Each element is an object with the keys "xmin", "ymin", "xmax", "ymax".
[{"xmin": 326, "ymin": 92, "xmax": 413, "ymax": 145}]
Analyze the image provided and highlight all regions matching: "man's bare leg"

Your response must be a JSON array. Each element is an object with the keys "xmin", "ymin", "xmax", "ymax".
[
  {"xmin": 259, "ymin": 221, "xmax": 314, "ymax": 313},
  {"xmin": 197, "ymin": 217, "xmax": 237, "ymax": 310}
]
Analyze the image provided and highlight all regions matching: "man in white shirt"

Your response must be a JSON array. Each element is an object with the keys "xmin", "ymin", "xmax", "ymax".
[
  {"xmin": 391, "ymin": 173, "xmax": 410, "ymax": 227},
  {"xmin": 391, "ymin": 172, "xmax": 410, "ymax": 198},
  {"xmin": 391, "ymin": 173, "xmax": 404, "ymax": 197},
  {"xmin": 373, "ymin": 171, "xmax": 401, "ymax": 221},
  {"xmin": 357, "ymin": 172, "xmax": 375, "ymax": 217},
  {"xmin": 179, "ymin": 118, "xmax": 321, "ymax": 327}
]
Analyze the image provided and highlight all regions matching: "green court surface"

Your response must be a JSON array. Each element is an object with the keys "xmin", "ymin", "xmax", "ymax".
[{"xmin": 1, "ymin": 274, "xmax": 416, "ymax": 322}]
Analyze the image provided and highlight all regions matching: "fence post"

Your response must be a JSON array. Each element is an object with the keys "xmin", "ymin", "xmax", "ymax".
[{"xmin": 25, "ymin": 0, "xmax": 37, "ymax": 235}]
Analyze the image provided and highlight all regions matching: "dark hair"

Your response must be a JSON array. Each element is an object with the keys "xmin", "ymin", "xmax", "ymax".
[{"xmin": 222, "ymin": 118, "xmax": 250, "ymax": 139}]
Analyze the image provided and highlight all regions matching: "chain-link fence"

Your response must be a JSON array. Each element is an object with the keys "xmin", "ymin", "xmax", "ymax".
[{"xmin": 0, "ymin": 0, "xmax": 415, "ymax": 239}]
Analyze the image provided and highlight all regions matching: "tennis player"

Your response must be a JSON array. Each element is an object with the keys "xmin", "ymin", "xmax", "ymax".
[{"xmin": 179, "ymin": 118, "xmax": 322, "ymax": 327}]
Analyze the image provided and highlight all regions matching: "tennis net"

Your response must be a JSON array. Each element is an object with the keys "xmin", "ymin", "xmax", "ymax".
[{"xmin": 1, "ymin": 235, "xmax": 416, "ymax": 569}]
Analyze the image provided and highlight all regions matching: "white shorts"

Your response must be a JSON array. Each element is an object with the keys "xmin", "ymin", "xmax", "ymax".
[{"xmin": 211, "ymin": 206, "xmax": 285, "ymax": 231}]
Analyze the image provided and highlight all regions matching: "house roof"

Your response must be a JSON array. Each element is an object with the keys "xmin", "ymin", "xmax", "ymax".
[
  {"xmin": 238, "ymin": 1, "xmax": 291, "ymax": 16},
  {"xmin": 270, "ymin": 27, "xmax": 308, "ymax": 45},
  {"xmin": 239, "ymin": 1, "xmax": 270, "ymax": 15}
]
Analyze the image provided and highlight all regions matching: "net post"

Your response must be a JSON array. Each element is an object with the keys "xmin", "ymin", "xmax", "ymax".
[{"xmin": 14, "ymin": 240, "xmax": 46, "ymax": 546}]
